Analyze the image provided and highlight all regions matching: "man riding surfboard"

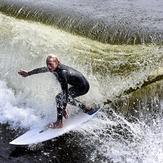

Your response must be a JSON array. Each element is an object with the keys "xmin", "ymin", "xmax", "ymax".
[{"xmin": 18, "ymin": 54, "xmax": 91, "ymax": 128}]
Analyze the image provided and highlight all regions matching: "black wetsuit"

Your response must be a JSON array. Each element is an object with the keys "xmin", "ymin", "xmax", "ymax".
[{"xmin": 28, "ymin": 63, "xmax": 89, "ymax": 120}]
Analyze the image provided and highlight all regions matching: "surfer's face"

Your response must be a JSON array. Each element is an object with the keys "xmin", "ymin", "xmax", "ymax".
[{"xmin": 46, "ymin": 57, "xmax": 58, "ymax": 72}]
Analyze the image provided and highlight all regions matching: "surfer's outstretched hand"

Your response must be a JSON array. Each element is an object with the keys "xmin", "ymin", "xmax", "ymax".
[
  {"xmin": 63, "ymin": 109, "xmax": 69, "ymax": 119},
  {"xmin": 18, "ymin": 70, "xmax": 29, "ymax": 77}
]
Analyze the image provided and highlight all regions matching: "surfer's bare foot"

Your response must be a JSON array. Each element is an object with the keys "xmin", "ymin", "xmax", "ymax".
[
  {"xmin": 62, "ymin": 109, "xmax": 69, "ymax": 119},
  {"xmin": 48, "ymin": 120, "xmax": 63, "ymax": 129}
]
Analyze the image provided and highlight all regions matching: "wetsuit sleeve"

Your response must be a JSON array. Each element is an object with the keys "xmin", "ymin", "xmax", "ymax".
[
  {"xmin": 28, "ymin": 67, "xmax": 49, "ymax": 76},
  {"xmin": 59, "ymin": 70, "xmax": 69, "ymax": 110}
]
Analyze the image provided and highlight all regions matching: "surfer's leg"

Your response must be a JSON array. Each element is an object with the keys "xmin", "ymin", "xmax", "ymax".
[
  {"xmin": 68, "ymin": 87, "xmax": 91, "ymax": 111},
  {"xmin": 68, "ymin": 96, "xmax": 91, "ymax": 111},
  {"xmin": 56, "ymin": 92, "xmax": 69, "ymax": 119},
  {"xmin": 68, "ymin": 95, "xmax": 85, "ymax": 109},
  {"xmin": 47, "ymin": 92, "xmax": 65, "ymax": 129},
  {"xmin": 56, "ymin": 89, "xmax": 86, "ymax": 116}
]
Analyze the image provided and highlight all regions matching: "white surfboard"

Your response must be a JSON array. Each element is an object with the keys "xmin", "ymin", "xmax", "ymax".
[{"xmin": 10, "ymin": 107, "xmax": 101, "ymax": 145}]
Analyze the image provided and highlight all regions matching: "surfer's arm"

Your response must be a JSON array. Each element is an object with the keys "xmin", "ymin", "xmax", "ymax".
[
  {"xmin": 28, "ymin": 67, "xmax": 49, "ymax": 76},
  {"xmin": 18, "ymin": 67, "xmax": 49, "ymax": 77}
]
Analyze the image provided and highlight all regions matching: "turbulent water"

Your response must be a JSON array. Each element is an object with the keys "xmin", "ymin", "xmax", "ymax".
[{"xmin": 0, "ymin": 0, "xmax": 163, "ymax": 162}]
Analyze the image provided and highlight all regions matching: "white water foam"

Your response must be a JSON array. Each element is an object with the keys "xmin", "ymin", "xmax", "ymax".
[
  {"xmin": 74, "ymin": 105, "xmax": 163, "ymax": 163},
  {"xmin": 0, "ymin": 80, "xmax": 57, "ymax": 130}
]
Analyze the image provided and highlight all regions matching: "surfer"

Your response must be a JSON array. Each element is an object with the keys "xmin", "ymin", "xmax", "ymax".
[{"xmin": 18, "ymin": 54, "xmax": 91, "ymax": 128}]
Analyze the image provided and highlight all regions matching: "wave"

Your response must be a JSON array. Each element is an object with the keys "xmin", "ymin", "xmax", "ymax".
[
  {"xmin": 0, "ymin": 0, "xmax": 163, "ymax": 45},
  {"xmin": 0, "ymin": 3, "xmax": 163, "ymax": 161}
]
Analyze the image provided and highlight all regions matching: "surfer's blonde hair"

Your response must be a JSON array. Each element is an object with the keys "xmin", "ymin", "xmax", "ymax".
[{"xmin": 47, "ymin": 54, "xmax": 60, "ymax": 63}]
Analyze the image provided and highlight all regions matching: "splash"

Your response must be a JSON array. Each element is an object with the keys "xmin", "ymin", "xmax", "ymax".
[{"xmin": 0, "ymin": 9, "xmax": 163, "ymax": 162}]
